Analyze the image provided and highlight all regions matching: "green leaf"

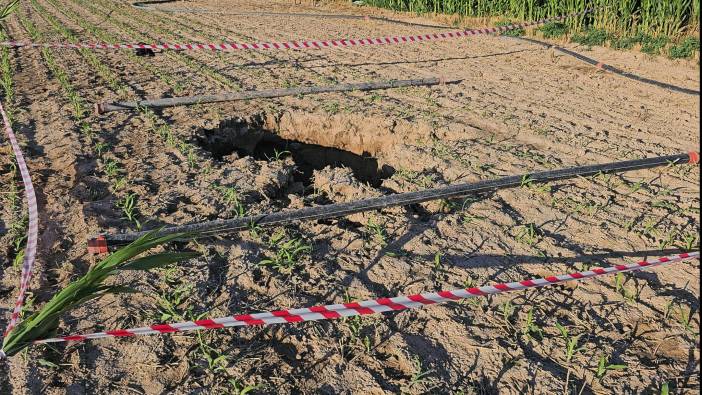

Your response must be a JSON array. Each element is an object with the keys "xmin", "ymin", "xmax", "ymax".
[
  {"xmin": 0, "ymin": 0, "xmax": 19, "ymax": 20},
  {"xmin": 96, "ymin": 285, "xmax": 141, "ymax": 295},
  {"xmin": 1, "ymin": 229, "xmax": 199, "ymax": 356},
  {"xmin": 37, "ymin": 358, "xmax": 59, "ymax": 368},
  {"xmin": 121, "ymin": 252, "xmax": 199, "ymax": 271}
]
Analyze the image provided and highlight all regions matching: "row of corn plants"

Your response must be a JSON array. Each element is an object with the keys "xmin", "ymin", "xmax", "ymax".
[
  {"xmin": 41, "ymin": 0, "xmax": 185, "ymax": 94},
  {"xmin": 366, "ymin": 0, "xmax": 700, "ymax": 57},
  {"xmin": 29, "ymin": 0, "xmax": 128, "ymax": 98},
  {"xmin": 91, "ymin": 0, "xmax": 274, "ymax": 84},
  {"xmin": 41, "ymin": 0, "xmax": 248, "ymax": 217},
  {"xmin": 128, "ymin": 0, "xmax": 445, "ymax": 123},
  {"xmin": 17, "ymin": 9, "xmax": 132, "ymax": 194},
  {"xmin": 71, "ymin": 0, "xmax": 241, "ymax": 91},
  {"xmin": 1, "ymin": 5, "xmax": 200, "ymax": 359},
  {"xmin": 46, "ymin": 0, "xmax": 211, "ymax": 157},
  {"xmin": 33, "ymin": 3, "xmax": 253, "ymax": 378},
  {"xmin": 367, "ymin": 0, "xmax": 699, "ymax": 37},
  {"xmin": 0, "ymin": 3, "xmax": 28, "ymax": 272},
  {"xmin": 34, "ymin": 0, "xmax": 198, "ymax": 229},
  {"xmin": 42, "ymin": 0, "xmax": 198, "ymax": 167},
  {"xmin": 19, "ymin": 4, "xmax": 148, "ymax": 238}
]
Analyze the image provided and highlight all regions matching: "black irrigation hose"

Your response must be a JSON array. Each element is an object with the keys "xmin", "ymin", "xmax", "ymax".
[
  {"xmin": 94, "ymin": 77, "xmax": 457, "ymax": 113},
  {"xmin": 96, "ymin": 153, "xmax": 698, "ymax": 245},
  {"xmin": 131, "ymin": 1, "xmax": 448, "ymax": 29},
  {"xmin": 504, "ymin": 36, "xmax": 700, "ymax": 96},
  {"xmin": 134, "ymin": 1, "xmax": 698, "ymax": 97}
]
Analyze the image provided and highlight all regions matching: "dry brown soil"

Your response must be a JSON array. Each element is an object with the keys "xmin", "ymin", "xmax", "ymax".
[{"xmin": 0, "ymin": 0, "xmax": 700, "ymax": 393}]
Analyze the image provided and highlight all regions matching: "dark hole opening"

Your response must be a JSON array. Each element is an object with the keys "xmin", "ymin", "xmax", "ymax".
[{"xmin": 198, "ymin": 118, "xmax": 395, "ymax": 187}]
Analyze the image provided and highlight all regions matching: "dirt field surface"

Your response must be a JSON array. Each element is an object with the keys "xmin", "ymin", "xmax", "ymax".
[{"xmin": 0, "ymin": 0, "xmax": 700, "ymax": 393}]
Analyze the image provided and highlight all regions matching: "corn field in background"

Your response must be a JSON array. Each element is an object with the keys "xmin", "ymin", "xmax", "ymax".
[{"xmin": 365, "ymin": 0, "xmax": 701, "ymax": 38}]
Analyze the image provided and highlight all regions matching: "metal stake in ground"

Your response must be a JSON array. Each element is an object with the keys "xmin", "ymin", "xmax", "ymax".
[
  {"xmin": 89, "ymin": 152, "xmax": 699, "ymax": 249},
  {"xmin": 94, "ymin": 77, "xmax": 457, "ymax": 114}
]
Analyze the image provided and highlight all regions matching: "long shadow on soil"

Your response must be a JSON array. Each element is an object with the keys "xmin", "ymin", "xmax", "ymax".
[{"xmin": 223, "ymin": 48, "xmax": 541, "ymax": 72}]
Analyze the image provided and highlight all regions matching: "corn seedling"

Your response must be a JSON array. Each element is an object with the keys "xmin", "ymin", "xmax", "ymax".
[
  {"xmin": 555, "ymin": 322, "xmax": 584, "ymax": 394},
  {"xmin": 1, "ymin": 230, "xmax": 198, "ymax": 356},
  {"xmin": 0, "ymin": 0, "xmax": 18, "ymax": 22},
  {"xmin": 403, "ymin": 355, "xmax": 437, "ymax": 393},
  {"xmin": 102, "ymin": 159, "xmax": 121, "ymax": 179},
  {"xmin": 613, "ymin": 272, "xmax": 638, "ymax": 303},
  {"xmin": 433, "ymin": 252, "xmax": 443, "ymax": 270},
  {"xmin": 678, "ymin": 231, "xmax": 699, "ymax": 250},
  {"xmin": 228, "ymin": 379, "xmax": 261, "ymax": 395},
  {"xmin": 196, "ymin": 331, "xmax": 229, "ymax": 373},
  {"xmin": 555, "ymin": 323, "xmax": 583, "ymax": 363},
  {"xmin": 499, "ymin": 300, "xmax": 515, "ymax": 326},
  {"xmin": 258, "ymin": 229, "xmax": 311, "ymax": 273},
  {"xmin": 265, "ymin": 148, "xmax": 290, "ymax": 162},
  {"xmin": 156, "ymin": 281, "xmax": 195, "ymax": 321},
  {"xmin": 93, "ymin": 142, "xmax": 108, "ymax": 157},
  {"xmin": 366, "ymin": 217, "xmax": 388, "ymax": 247},
  {"xmin": 117, "ymin": 192, "xmax": 142, "ymax": 230},
  {"xmin": 595, "ymin": 355, "xmax": 626, "ymax": 380},
  {"xmin": 522, "ymin": 308, "xmax": 544, "ymax": 340},
  {"xmin": 515, "ymin": 223, "xmax": 540, "ymax": 246},
  {"xmin": 215, "ymin": 185, "xmax": 246, "ymax": 217},
  {"xmin": 672, "ymin": 303, "xmax": 694, "ymax": 333}
]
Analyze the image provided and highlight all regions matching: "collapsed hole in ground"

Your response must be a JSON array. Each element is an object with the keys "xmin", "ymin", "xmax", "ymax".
[{"xmin": 198, "ymin": 114, "xmax": 396, "ymax": 187}]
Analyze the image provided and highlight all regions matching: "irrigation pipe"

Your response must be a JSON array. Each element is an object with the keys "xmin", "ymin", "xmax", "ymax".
[
  {"xmin": 88, "ymin": 152, "xmax": 700, "ymax": 250},
  {"xmin": 94, "ymin": 77, "xmax": 458, "ymax": 114},
  {"xmin": 503, "ymin": 36, "xmax": 700, "ymax": 96},
  {"xmin": 30, "ymin": 251, "xmax": 700, "ymax": 345}
]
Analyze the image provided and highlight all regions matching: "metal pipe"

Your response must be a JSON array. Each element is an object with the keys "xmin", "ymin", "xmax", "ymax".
[
  {"xmin": 95, "ymin": 77, "xmax": 456, "ymax": 114},
  {"xmin": 93, "ymin": 153, "xmax": 698, "ymax": 245}
]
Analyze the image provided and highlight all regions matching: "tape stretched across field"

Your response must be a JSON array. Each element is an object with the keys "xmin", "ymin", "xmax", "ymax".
[
  {"xmin": 0, "ymin": 9, "xmax": 591, "ymax": 52},
  {"xmin": 30, "ymin": 252, "xmax": 699, "ymax": 345},
  {"xmin": 0, "ymin": 100, "xmax": 39, "ymax": 341}
]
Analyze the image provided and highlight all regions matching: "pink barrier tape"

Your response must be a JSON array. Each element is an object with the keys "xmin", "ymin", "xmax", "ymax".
[
  {"xmin": 32, "ymin": 251, "xmax": 698, "ymax": 346},
  {"xmin": 0, "ymin": 100, "xmax": 39, "ymax": 358},
  {"xmin": 0, "ymin": 9, "xmax": 590, "ymax": 52}
]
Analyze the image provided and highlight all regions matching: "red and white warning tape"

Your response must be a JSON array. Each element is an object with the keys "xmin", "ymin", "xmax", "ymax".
[
  {"xmin": 0, "ymin": 9, "xmax": 589, "ymax": 52},
  {"xmin": 0, "ymin": 101, "xmax": 39, "ymax": 348},
  {"xmin": 32, "ymin": 251, "xmax": 698, "ymax": 345}
]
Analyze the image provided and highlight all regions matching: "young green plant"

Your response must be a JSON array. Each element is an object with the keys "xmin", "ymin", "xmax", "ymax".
[{"xmin": 1, "ymin": 230, "xmax": 198, "ymax": 356}]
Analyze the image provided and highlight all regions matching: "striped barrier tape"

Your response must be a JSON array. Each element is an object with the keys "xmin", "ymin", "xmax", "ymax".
[
  {"xmin": 0, "ymin": 9, "xmax": 591, "ymax": 52},
  {"xmin": 31, "ymin": 251, "xmax": 698, "ymax": 345},
  {"xmin": 0, "ymin": 100, "xmax": 39, "ymax": 348}
]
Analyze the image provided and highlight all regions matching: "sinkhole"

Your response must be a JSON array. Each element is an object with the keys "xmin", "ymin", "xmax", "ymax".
[{"xmin": 198, "ymin": 116, "xmax": 396, "ymax": 187}]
